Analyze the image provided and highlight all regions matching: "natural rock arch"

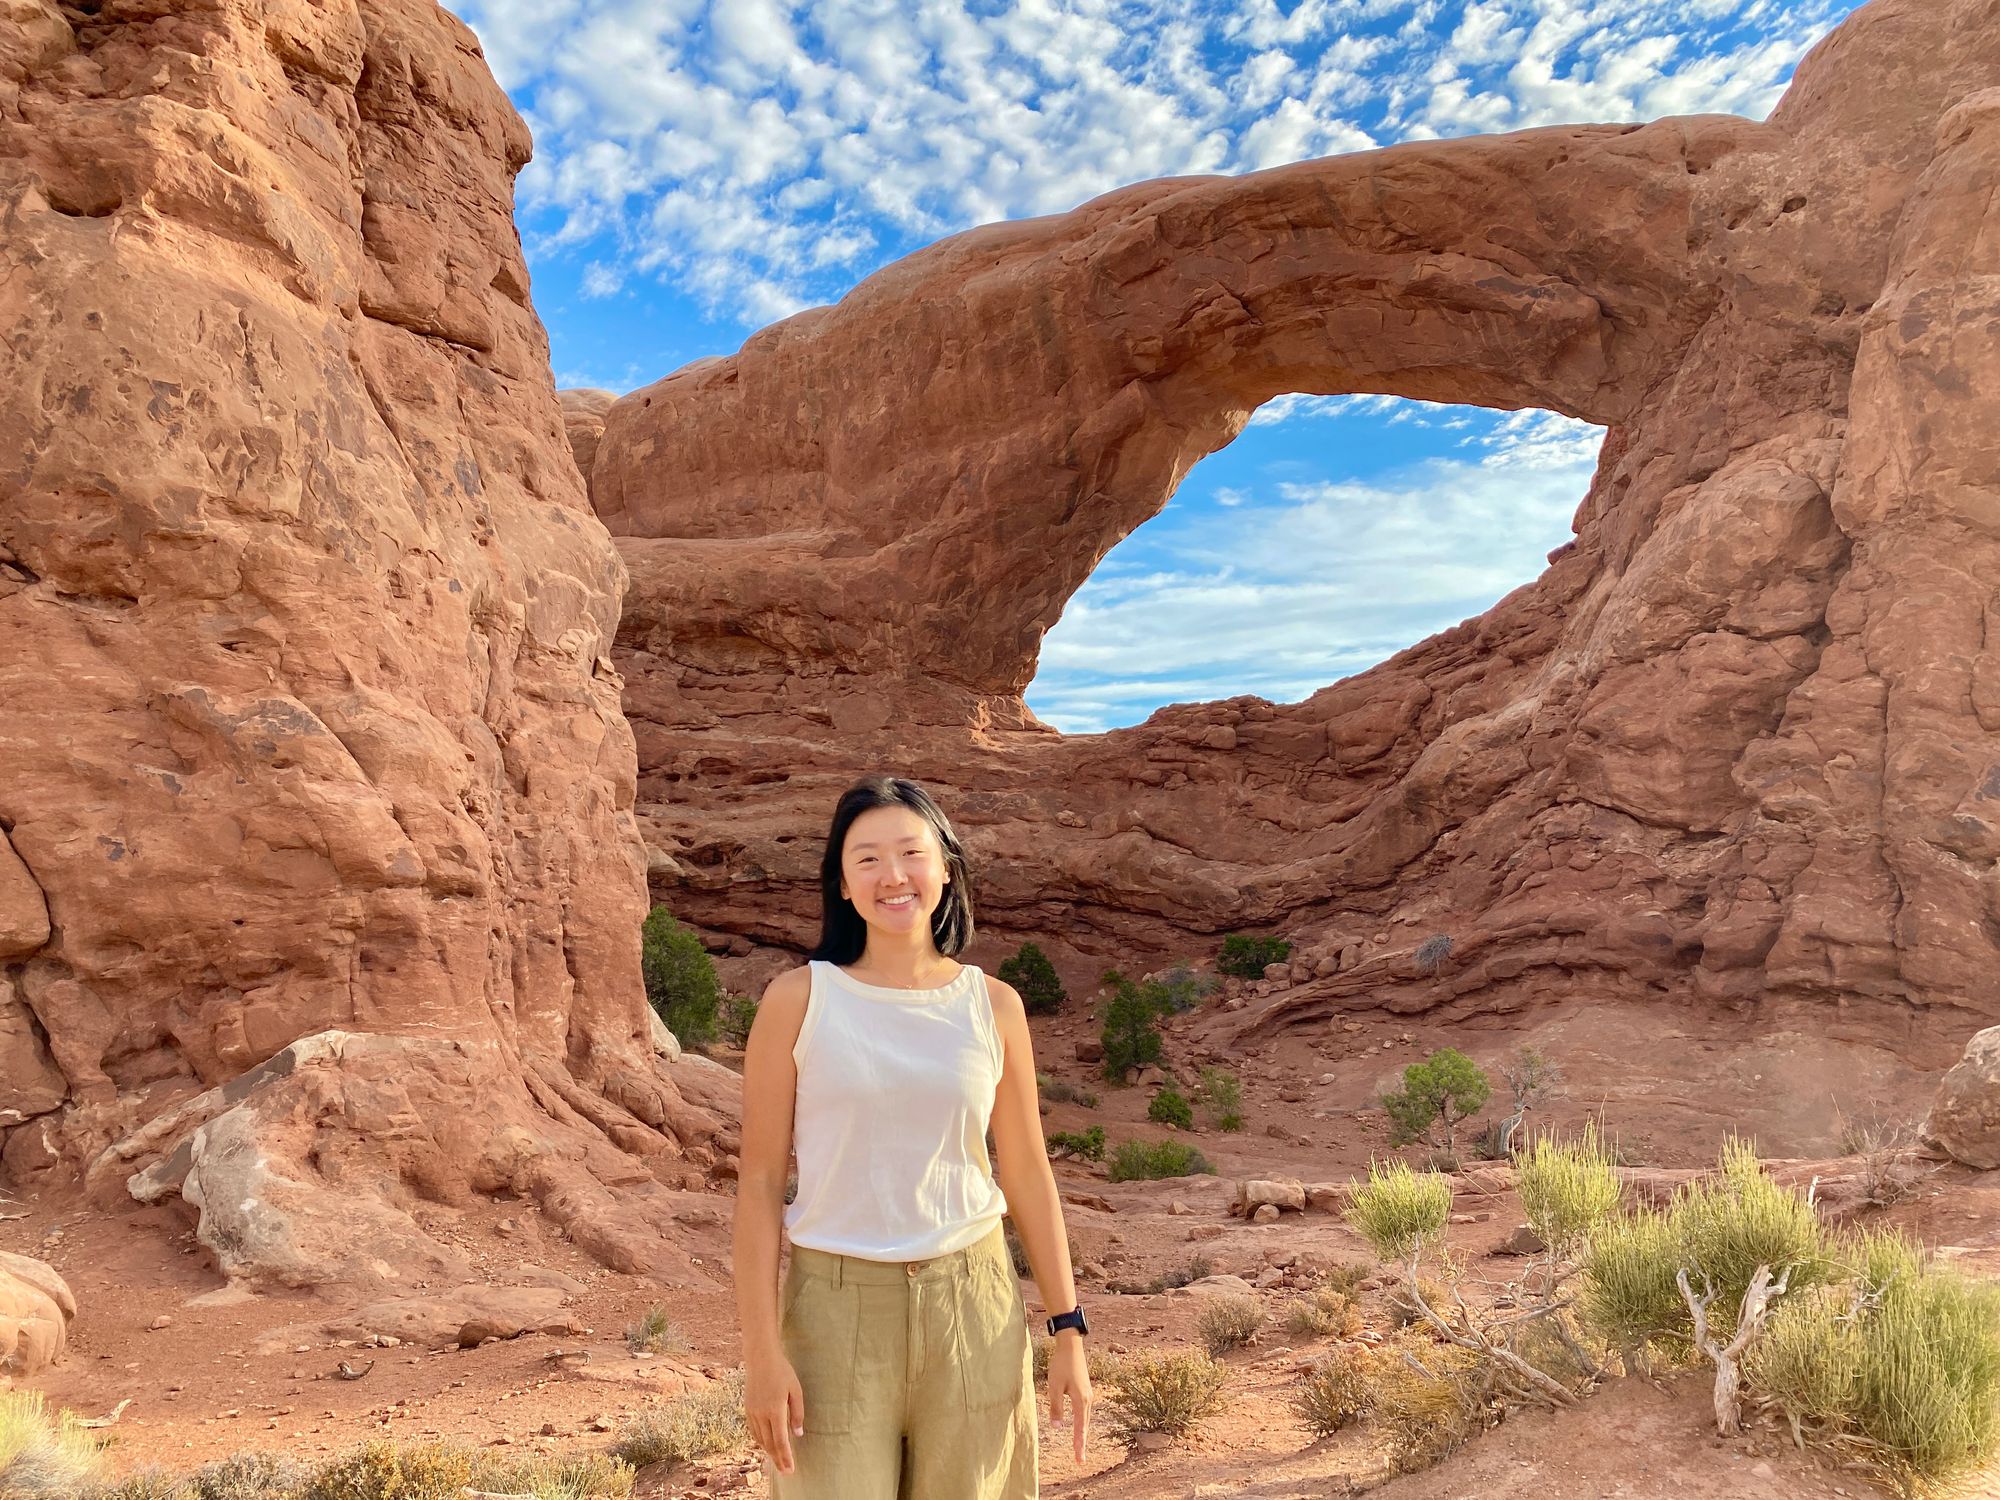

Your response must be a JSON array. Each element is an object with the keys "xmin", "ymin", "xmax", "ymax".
[{"xmin": 578, "ymin": 0, "xmax": 2000, "ymax": 1061}]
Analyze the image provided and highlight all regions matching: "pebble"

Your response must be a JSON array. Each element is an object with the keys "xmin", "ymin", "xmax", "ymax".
[{"xmin": 149, "ymin": 1314, "xmax": 173, "ymax": 1331}]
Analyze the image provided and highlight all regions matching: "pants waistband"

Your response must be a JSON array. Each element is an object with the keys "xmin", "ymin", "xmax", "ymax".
[{"xmin": 788, "ymin": 1221, "xmax": 1006, "ymax": 1286}]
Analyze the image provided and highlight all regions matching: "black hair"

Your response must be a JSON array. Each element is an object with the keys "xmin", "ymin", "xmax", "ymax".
[{"xmin": 809, "ymin": 775, "xmax": 975, "ymax": 964}]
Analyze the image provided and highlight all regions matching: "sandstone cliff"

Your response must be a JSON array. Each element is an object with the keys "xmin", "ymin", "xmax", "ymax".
[
  {"xmin": 0, "ymin": 0, "xmax": 735, "ymax": 1292},
  {"xmin": 579, "ymin": 0, "xmax": 2000, "ymax": 1063}
]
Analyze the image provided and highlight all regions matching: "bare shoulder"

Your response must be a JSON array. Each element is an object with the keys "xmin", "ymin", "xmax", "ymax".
[
  {"xmin": 760, "ymin": 963, "xmax": 812, "ymax": 1010},
  {"xmin": 983, "ymin": 972, "xmax": 1027, "ymax": 1023}
]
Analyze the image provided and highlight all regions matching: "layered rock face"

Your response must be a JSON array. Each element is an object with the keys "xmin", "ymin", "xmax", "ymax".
[
  {"xmin": 582, "ymin": 0, "xmax": 2000, "ymax": 1062},
  {"xmin": 0, "ymin": 0, "xmax": 734, "ymax": 1290}
]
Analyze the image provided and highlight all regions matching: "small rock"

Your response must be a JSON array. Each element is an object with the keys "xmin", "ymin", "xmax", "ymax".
[
  {"xmin": 1166, "ymin": 1200, "xmax": 1192, "ymax": 1216},
  {"xmin": 1251, "ymin": 1203, "xmax": 1280, "ymax": 1223},
  {"xmin": 149, "ymin": 1314, "xmax": 173, "ymax": 1331}
]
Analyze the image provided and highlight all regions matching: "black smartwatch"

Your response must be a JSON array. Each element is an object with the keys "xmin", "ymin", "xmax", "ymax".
[{"xmin": 1046, "ymin": 1305, "xmax": 1089, "ymax": 1338}]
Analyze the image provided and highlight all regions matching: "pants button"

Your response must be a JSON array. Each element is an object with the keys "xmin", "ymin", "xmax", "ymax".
[{"xmin": 906, "ymin": 1262, "xmax": 919, "ymax": 1277}]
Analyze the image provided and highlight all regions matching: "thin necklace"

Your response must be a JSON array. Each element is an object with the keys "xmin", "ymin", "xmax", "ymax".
[{"xmin": 848, "ymin": 957, "xmax": 955, "ymax": 990}]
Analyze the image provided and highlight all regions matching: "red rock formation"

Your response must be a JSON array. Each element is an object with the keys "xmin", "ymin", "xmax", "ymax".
[
  {"xmin": 0, "ymin": 0, "xmax": 734, "ymax": 1292},
  {"xmin": 580, "ymin": 0, "xmax": 2000, "ymax": 1064},
  {"xmin": 0, "ymin": 1252, "xmax": 72, "ymax": 1380}
]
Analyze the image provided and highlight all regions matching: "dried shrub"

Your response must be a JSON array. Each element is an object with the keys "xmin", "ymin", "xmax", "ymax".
[
  {"xmin": 611, "ymin": 1371, "xmax": 748, "ymax": 1468},
  {"xmin": 1143, "ymin": 1255, "xmax": 1213, "ymax": 1294},
  {"xmin": 626, "ymin": 1304, "xmax": 691, "ymax": 1356},
  {"xmin": 186, "ymin": 1453, "xmax": 310, "ymax": 1500},
  {"xmin": 1386, "ymin": 1277, "xmax": 1455, "ymax": 1331},
  {"xmin": 87, "ymin": 1476, "xmax": 194, "ymax": 1500},
  {"xmin": 1036, "ymin": 1072, "xmax": 1100, "ymax": 1108},
  {"xmin": 1197, "ymin": 1293, "xmax": 1266, "ymax": 1355},
  {"xmin": 1369, "ymin": 1338, "xmax": 1487, "ymax": 1474},
  {"xmin": 300, "ymin": 1441, "xmax": 474, "ymax": 1500},
  {"xmin": 1290, "ymin": 1345, "xmax": 1376, "ymax": 1437},
  {"xmin": 472, "ymin": 1452, "xmax": 636, "ymax": 1499},
  {"xmin": 1286, "ymin": 1286, "xmax": 1364, "ymax": 1338},
  {"xmin": 1100, "ymin": 1349, "xmax": 1228, "ymax": 1443},
  {"xmin": 0, "ymin": 1391, "xmax": 102, "ymax": 1498},
  {"xmin": 1414, "ymin": 933, "xmax": 1453, "ymax": 973}
]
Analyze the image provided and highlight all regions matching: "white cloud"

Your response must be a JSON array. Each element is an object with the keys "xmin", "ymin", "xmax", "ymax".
[
  {"xmin": 450, "ymin": 0, "xmax": 1855, "ymax": 331},
  {"xmin": 579, "ymin": 262, "xmax": 623, "ymax": 296}
]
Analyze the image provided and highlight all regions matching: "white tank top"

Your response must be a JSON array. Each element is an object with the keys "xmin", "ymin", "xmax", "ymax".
[{"xmin": 783, "ymin": 958, "xmax": 1010, "ymax": 1260}]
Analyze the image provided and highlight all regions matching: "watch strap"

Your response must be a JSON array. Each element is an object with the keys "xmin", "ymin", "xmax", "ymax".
[{"xmin": 1046, "ymin": 1305, "xmax": 1088, "ymax": 1337}]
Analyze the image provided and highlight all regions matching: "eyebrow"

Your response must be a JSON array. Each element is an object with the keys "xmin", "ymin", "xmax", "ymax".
[{"xmin": 847, "ymin": 838, "xmax": 928, "ymax": 850}]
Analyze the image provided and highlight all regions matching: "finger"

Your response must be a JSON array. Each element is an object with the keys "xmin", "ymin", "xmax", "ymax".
[
  {"xmin": 1048, "ymin": 1385, "xmax": 1064, "ymax": 1427},
  {"xmin": 1074, "ymin": 1398, "xmax": 1089, "ymax": 1462}
]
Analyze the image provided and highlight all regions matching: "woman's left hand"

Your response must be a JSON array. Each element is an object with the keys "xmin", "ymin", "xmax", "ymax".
[{"xmin": 1046, "ymin": 1332, "xmax": 1092, "ymax": 1463}]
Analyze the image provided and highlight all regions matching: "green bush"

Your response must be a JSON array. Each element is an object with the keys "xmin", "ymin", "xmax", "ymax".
[
  {"xmin": 1218, "ymin": 933, "xmax": 1291, "ymax": 979},
  {"xmin": 1514, "ymin": 1122, "xmax": 1622, "ymax": 1259},
  {"xmin": 1381, "ymin": 1048, "xmax": 1491, "ymax": 1154},
  {"xmin": 0, "ymin": 1391, "xmax": 101, "ymax": 1498},
  {"xmin": 1196, "ymin": 1294, "xmax": 1266, "ymax": 1355},
  {"xmin": 1100, "ymin": 1349, "xmax": 1228, "ymax": 1442},
  {"xmin": 640, "ymin": 906, "xmax": 721, "ymax": 1049},
  {"xmin": 716, "ymin": 991, "xmax": 758, "ymax": 1048},
  {"xmin": 1344, "ymin": 1159, "xmax": 1452, "ymax": 1262},
  {"xmin": 1580, "ymin": 1204, "xmax": 1689, "ymax": 1371},
  {"xmin": 998, "ymin": 941, "xmax": 1067, "ymax": 1015},
  {"xmin": 1672, "ymin": 1138, "xmax": 1829, "ymax": 1322},
  {"xmin": 1193, "ymin": 1065, "xmax": 1244, "ymax": 1132},
  {"xmin": 612, "ymin": 1371, "xmax": 748, "ymax": 1467},
  {"xmin": 1289, "ymin": 1346, "xmax": 1376, "ymax": 1437},
  {"xmin": 1047, "ymin": 1125, "xmax": 1107, "ymax": 1162},
  {"xmin": 1107, "ymin": 1139, "xmax": 1215, "ymax": 1182},
  {"xmin": 1148, "ymin": 1085, "xmax": 1194, "ymax": 1129},
  {"xmin": 1098, "ymin": 971, "xmax": 1166, "ymax": 1081}
]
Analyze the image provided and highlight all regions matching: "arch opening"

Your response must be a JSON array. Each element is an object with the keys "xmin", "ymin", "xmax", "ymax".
[{"xmin": 1023, "ymin": 395, "xmax": 1607, "ymax": 734}]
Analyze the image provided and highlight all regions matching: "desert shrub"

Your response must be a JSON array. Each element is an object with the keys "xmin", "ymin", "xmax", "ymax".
[
  {"xmin": 1197, "ymin": 1294, "xmax": 1266, "ymax": 1356},
  {"xmin": 1098, "ymin": 971, "xmax": 1166, "ymax": 1081},
  {"xmin": 1414, "ymin": 933, "xmax": 1453, "ymax": 973},
  {"xmin": 1004, "ymin": 1223, "xmax": 1033, "ymax": 1277},
  {"xmin": 1152, "ymin": 961, "xmax": 1216, "ymax": 1014},
  {"xmin": 1672, "ymin": 1138, "xmax": 1829, "ymax": 1321},
  {"xmin": 640, "ymin": 907, "xmax": 721, "ymax": 1049},
  {"xmin": 1285, "ymin": 1286, "xmax": 1363, "ymax": 1338},
  {"xmin": 1036, "ymin": 1072, "xmax": 1100, "ymax": 1108},
  {"xmin": 1145, "ymin": 1255, "xmax": 1213, "ymax": 1293},
  {"xmin": 1193, "ymin": 1065, "xmax": 1244, "ymax": 1132},
  {"xmin": 187, "ymin": 1453, "xmax": 310, "ymax": 1500},
  {"xmin": 1514, "ymin": 1122, "xmax": 1622, "ymax": 1260},
  {"xmin": 1579, "ymin": 1204, "xmax": 1689, "ymax": 1371},
  {"xmin": 1322, "ymin": 1260, "xmax": 1374, "ymax": 1295},
  {"xmin": 1099, "ymin": 1349, "xmax": 1228, "ymax": 1442},
  {"xmin": 998, "ymin": 942, "xmax": 1067, "ymax": 1015},
  {"xmin": 716, "ymin": 991, "xmax": 759, "ymax": 1048},
  {"xmin": 1381, "ymin": 1048, "xmax": 1491, "ymax": 1154},
  {"xmin": 0, "ymin": 1391, "xmax": 101, "ymax": 1498},
  {"xmin": 88, "ymin": 1476, "xmax": 193, "ymax": 1500},
  {"xmin": 1147, "ymin": 1085, "xmax": 1194, "ymax": 1129},
  {"xmin": 1047, "ymin": 1125, "xmax": 1107, "ymax": 1162},
  {"xmin": 1217, "ymin": 933, "xmax": 1291, "ymax": 979},
  {"xmin": 1851, "ymin": 1261, "xmax": 2000, "ymax": 1491},
  {"xmin": 1107, "ymin": 1138, "xmax": 1215, "ymax": 1182},
  {"xmin": 1369, "ymin": 1337, "xmax": 1487, "ymax": 1473},
  {"xmin": 626, "ymin": 1303, "xmax": 690, "ymax": 1356},
  {"xmin": 1290, "ymin": 1345, "xmax": 1376, "ymax": 1437},
  {"xmin": 1501, "ymin": 1045, "xmax": 1565, "ymax": 1110},
  {"xmin": 301, "ymin": 1441, "xmax": 475, "ymax": 1500},
  {"xmin": 471, "ymin": 1453, "xmax": 636, "ymax": 1499},
  {"xmin": 1385, "ymin": 1276, "xmax": 1456, "ymax": 1331},
  {"xmin": 1344, "ymin": 1159, "xmax": 1452, "ymax": 1262},
  {"xmin": 1747, "ymin": 1283, "xmax": 1864, "ymax": 1442},
  {"xmin": 1836, "ymin": 1109, "xmax": 1928, "ymax": 1208},
  {"xmin": 611, "ymin": 1370, "xmax": 747, "ymax": 1468}
]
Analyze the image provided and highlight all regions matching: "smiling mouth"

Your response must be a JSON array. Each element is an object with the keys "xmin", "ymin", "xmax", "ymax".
[{"xmin": 879, "ymin": 894, "xmax": 916, "ymax": 907}]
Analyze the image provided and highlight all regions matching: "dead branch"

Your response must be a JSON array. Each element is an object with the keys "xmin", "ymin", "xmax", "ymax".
[{"xmin": 1678, "ymin": 1262, "xmax": 1791, "ymax": 1435}]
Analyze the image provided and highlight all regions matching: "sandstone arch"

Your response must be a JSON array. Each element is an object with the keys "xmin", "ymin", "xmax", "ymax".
[
  {"xmin": 0, "ymin": 0, "xmax": 735, "ymax": 1292},
  {"xmin": 582, "ymin": 0, "xmax": 2000, "ymax": 1060}
]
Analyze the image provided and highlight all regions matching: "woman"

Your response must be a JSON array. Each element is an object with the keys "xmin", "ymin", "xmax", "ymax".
[{"xmin": 733, "ymin": 774, "xmax": 1093, "ymax": 1497}]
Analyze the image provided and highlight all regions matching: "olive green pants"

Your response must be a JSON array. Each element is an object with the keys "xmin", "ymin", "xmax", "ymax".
[{"xmin": 767, "ymin": 1221, "xmax": 1037, "ymax": 1498}]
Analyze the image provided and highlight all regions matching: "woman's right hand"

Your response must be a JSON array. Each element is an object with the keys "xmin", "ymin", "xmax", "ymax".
[{"xmin": 746, "ymin": 1349, "xmax": 807, "ymax": 1475}]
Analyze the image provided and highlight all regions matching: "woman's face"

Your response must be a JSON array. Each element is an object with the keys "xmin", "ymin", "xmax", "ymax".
[{"xmin": 839, "ymin": 804, "xmax": 950, "ymax": 939}]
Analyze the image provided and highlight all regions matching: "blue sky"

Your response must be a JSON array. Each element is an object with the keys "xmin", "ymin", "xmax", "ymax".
[{"xmin": 449, "ymin": 0, "xmax": 1860, "ymax": 733}]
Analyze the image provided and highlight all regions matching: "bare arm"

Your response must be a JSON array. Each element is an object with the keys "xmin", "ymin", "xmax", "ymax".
[
  {"xmin": 734, "ymin": 966, "xmax": 810, "ymax": 1472},
  {"xmin": 987, "ymin": 976, "xmax": 1091, "ymax": 1454}
]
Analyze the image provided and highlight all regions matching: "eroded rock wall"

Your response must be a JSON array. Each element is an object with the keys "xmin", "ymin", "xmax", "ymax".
[
  {"xmin": 0, "ymin": 0, "xmax": 735, "ymax": 1292},
  {"xmin": 583, "ymin": 0, "xmax": 2000, "ymax": 1061}
]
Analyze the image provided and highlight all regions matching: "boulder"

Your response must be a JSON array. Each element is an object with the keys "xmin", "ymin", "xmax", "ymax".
[
  {"xmin": 0, "ymin": 1252, "xmax": 74, "ymax": 1380},
  {"xmin": 1234, "ymin": 1178, "xmax": 1307, "ymax": 1216},
  {"xmin": 1924, "ymin": 1026, "xmax": 2000, "ymax": 1168}
]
